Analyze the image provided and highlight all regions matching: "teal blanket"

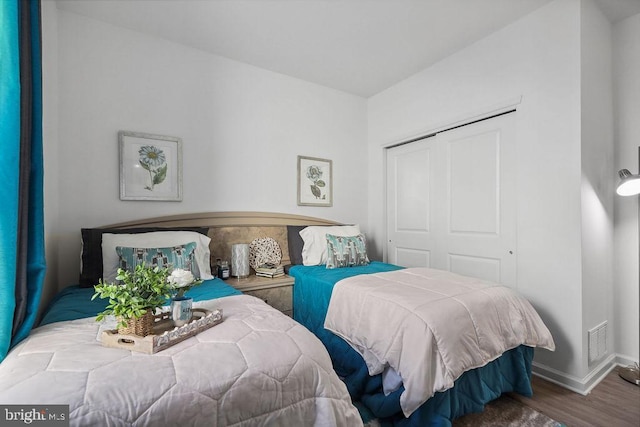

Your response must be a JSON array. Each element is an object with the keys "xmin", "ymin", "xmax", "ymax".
[
  {"xmin": 290, "ymin": 262, "xmax": 534, "ymax": 426},
  {"xmin": 39, "ymin": 278, "xmax": 242, "ymax": 326}
]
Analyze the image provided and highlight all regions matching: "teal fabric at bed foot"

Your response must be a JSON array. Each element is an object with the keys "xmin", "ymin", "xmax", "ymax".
[
  {"xmin": 39, "ymin": 278, "xmax": 242, "ymax": 326},
  {"xmin": 366, "ymin": 346, "xmax": 534, "ymax": 427}
]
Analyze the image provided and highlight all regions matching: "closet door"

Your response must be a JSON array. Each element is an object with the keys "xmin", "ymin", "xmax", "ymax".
[
  {"xmin": 386, "ymin": 136, "xmax": 437, "ymax": 268},
  {"xmin": 386, "ymin": 113, "xmax": 517, "ymax": 287}
]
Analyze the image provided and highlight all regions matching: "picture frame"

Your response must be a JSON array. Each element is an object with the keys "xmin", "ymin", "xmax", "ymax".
[
  {"xmin": 297, "ymin": 155, "xmax": 332, "ymax": 207},
  {"xmin": 119, "ymin": 131, "xmax": 183, "ymax": 201}
]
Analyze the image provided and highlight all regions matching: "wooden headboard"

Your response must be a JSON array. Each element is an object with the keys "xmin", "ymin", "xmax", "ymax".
[{"xmin": 104, "ymin": 211, "xmax": 341, "ymax": 267}]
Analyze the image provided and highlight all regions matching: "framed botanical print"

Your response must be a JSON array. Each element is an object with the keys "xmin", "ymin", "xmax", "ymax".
[
  {"xmin": 119, "ymin": 131, "xmax": 183, "ymax": 201},
  {"xmin": 297, "ymin": 155, "xmax": 332, "ymax": 207}
]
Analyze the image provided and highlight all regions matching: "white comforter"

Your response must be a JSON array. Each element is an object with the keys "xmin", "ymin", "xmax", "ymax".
[
  {"xmin": 0, "ymin": 295, "xmax": 363, "ymax": 427},
  {"xmin": 324, "ymin": 268, "xmax": 555, "ymax": 417}
]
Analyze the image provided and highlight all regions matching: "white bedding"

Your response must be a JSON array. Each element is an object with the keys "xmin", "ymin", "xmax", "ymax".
[
  {"xmin": 324, "ymin": 268, "xmax": 555, "ymax": 417},
  {"xmin": 0, "ymin": 295, "xmax": 363, "ymax": 426}
]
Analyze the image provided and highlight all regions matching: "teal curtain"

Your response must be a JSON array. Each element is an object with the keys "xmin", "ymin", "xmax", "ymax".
[{"xmin": 0, "ymin": 0, "xmax": 45, "ymax": 362}]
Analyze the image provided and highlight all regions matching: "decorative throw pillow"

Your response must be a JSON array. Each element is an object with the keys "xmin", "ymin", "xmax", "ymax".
[
  {"xmin": 102, "ymin": 231, "xmax": 213, "ymax": 283},
  {"xmin": 325, "ymin": 234, "xmax": 370, "ymax": 269},
  {"xmin": 79, "ymin": 226, "xmax": 209, "ymax": 287},
  {"xmin": 299, "ymin": 225, "xmax": 361, "ymax": 266},
  {"xmin": 115, "ymin": 242, "xmax": 197, "ymax": 278}
]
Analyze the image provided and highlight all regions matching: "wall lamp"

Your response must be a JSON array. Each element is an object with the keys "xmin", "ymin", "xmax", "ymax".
[
  {"xmin": 616, "ymin": 147, "xmax": 640, "ymax": 196},
  {"xmin": 616, "ymin": 146, "xmax": 640, "ymax": 386},
  {"xmin": 616, "ymin": 169, "xmax": 640, "ymax": 196}
]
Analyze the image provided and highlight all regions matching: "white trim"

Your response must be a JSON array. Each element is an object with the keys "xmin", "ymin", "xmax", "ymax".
[
  {"xmin": 615, "ymin": 352, "xmax": 639, "ymax": 367},
  {"xmin": 532, "ymin": 354, "xmax": 617, "ymax": 395}
]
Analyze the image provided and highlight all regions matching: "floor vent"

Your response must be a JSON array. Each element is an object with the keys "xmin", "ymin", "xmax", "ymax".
[{"xmin": 588, "ymin": 321, "xmax": 607, "ymax": 364}]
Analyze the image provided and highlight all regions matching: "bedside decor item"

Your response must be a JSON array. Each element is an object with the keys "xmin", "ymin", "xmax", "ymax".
[
  {"xmin": 297, "ymin": 155, "xmax": 332, "ymax": 206},
  {"xmin": 217, "ymin": 260, "xmax": 230, "ymax": 279},
  {"xmin": 168, "ymin": 268, "xmax": 203, "ymax": 326},
  {"xmin": 254, "ymin": 263, "xmax": 285, "ymax": 278},
  {"xmin": 249, "ymin": 237, "xmax": 282, "ymax": 270},
  {"xmin": 92, "ymin": 264, "xmax": 173, "ymax": 336},
  {"xmin": 119, "ymin": 130, "xmax": 183, "ymax": 201},
  {"xmin": 231, "ymin": 243, "xmax": 250, "ymax": 278}
]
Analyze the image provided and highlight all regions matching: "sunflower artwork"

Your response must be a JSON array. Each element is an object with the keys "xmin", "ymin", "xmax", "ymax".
[{"xmin": 138, "ymin": 145, "xmax": 167, "ymax": 191}]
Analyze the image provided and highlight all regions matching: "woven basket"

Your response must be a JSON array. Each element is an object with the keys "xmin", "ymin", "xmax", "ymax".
[{"xmin": 118, "ymin": 311, "xmax": 155, "ymax": 337}]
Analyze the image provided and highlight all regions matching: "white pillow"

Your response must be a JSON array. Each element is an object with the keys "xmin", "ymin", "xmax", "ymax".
[
  {"xmin": 299, "ymin": 225, "xmax": 361, "ymax": 266},
  {"xmin": 102, "ymin": 231, "xmax": 213, "ymax": 283}
]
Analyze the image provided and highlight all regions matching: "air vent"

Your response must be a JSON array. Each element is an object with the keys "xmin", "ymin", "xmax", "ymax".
[{"xmin": 588, "ymin": 321, "xmax": 607, "ymax": 363}]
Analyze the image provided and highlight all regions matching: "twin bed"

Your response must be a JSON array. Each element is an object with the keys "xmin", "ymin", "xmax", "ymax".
[
  {"xmin": 0, "ymin": 212, "xmax": 554, "ymax": 426},
  {"xmin": 290, "ymin": 262, "xmax": 553, "ymax": 426}
]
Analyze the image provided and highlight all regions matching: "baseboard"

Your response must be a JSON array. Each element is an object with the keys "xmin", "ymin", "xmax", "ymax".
[
  {"xmin": 615, "ymin": 353, "xmax": 638, "ymax": 368},
  {"xmin": 531, "ymin": 354, "xmax": 617, "ymax": 395}
]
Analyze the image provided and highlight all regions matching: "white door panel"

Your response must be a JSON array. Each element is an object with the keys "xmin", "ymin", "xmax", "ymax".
[
  {"xmin": 386, "ymin": 113, "xmax": 517, "ymax": 287},
  {"xmin": 448, "ymin": 130, "xmax": 499, "ymax": 235},
  {"xmin": 396, "ymin": 151, "xmax": 430, "ymax": 232},
  {"xmin": 386, "ymin": 137, "xmax": 435, "ymax": 267},
  {"xmin": 396, "ymin": 247, "xmax": 431, "ymax": 268},
  {"xmin": 448, "ymin": 253, "xmax": 501, "ymax": 283}
]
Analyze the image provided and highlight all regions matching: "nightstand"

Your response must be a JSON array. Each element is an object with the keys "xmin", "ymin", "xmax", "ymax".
[{"xmin": 226, "ymin": 274, "xmax": 294, "ymax": 317}]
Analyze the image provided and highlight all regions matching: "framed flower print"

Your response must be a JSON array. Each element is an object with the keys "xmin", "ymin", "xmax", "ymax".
[
  {"xmin": 119, "ymin": 131, "xmax": 183, "ymax": 201},
  {"xmin": 297, "ymin": 155, "xmax": 332, "ymax": 207}
]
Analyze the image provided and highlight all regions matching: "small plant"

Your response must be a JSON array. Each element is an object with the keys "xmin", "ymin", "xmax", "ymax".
[{"xmin": 92, "ymin": 264, "xmax": 174, "ymax": 329}]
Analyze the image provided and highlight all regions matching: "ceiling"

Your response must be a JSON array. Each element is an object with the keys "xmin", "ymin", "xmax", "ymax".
[{"xmin": 55, "ymin": 0, "xmax": 640, "ymax": 98}]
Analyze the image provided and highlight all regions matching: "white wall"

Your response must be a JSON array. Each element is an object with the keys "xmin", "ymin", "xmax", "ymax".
[
  {"xmin": 613, "ymin": 13, "xmax": 640, "ymax": 367},
  {"xmin": 368, "ymin": 0, "xmax": 590, "ymax": 381},
  {"xmin": 42, "ymin": 0, "xmax": 636, "ymax": 390},
  {"xmin": 46, "ymin": 9, "xmax": 367, "ymax": 291},
  {"xmin": 579, "ymin": 0, "xmax": 614, "ymax": 373}
]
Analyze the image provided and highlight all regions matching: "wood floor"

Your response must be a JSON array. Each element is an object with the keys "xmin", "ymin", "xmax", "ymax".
[{"xmin": 508, "ymin": 367, "xmax": 640, "ymax": 426}]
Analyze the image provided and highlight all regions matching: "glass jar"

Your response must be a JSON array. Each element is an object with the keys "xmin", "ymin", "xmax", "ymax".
[{"xmin": 218, "ymin": 260, "xmax": 230, "ymax": 280}]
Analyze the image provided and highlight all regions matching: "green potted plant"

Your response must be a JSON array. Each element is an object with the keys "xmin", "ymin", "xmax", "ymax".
[{"xmin": 92, "ymin": 264, "xmax": 174, "ymax": 336}]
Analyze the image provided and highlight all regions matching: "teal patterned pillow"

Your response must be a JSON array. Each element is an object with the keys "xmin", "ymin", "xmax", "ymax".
[
  {"xmin": 115, "ymin": 242, "xmax": 197, "ymax": 276},
  {"xmin": 325, "ymin": 234, "xmax": 370, "ymax": 269}
]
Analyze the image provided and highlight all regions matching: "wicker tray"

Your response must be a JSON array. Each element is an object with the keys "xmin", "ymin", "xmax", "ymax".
[{"xmin": 101, "ymin": 308, "xmax": 223, "ymax": 354}]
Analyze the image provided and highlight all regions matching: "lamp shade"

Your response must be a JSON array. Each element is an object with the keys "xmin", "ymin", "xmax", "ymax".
[
  {"xmin": 231, "ymin": 243, "xmax": 250, "ymax": 278},
  {"xmin": 616, "ymin": 169, "xmax": 640, "ymax": 196}
]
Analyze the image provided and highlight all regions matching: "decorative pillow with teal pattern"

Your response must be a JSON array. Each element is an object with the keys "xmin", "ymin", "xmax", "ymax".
[
  {"xmin": 325, "ymin": 234, "xmax": 370, "ymax": 269},
  {"xmin": 115, "ymin": 242, "xmax": 198, "ymax": 277}
]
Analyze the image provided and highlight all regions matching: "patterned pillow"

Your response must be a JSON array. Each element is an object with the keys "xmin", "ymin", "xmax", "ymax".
[
  {"xmin": 325, "ymin": 234, "xmax": 370, "ymax": 269},
  {"xmin": 115, "ymin": 242, "xmax": 198, "ymax": 278},
  {"xmin": 79, "ymin": 226, "xmax": 209, "ymax": 287}
]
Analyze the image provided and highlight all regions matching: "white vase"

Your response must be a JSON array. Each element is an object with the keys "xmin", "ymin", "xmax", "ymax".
[{"xmin": 171, "ymin": 296, "xmax": 193, "ymax": 327}]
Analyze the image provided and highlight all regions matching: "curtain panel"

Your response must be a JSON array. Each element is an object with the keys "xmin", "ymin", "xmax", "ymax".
[{"xmin": 0, "ymin": 0, "xmax": 45, "ymax": 362}]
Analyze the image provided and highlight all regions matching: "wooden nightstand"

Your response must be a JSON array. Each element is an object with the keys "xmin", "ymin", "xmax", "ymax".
[{"xmin": 226, "ymin": 274, "xmax": 294, "ymax": 317}]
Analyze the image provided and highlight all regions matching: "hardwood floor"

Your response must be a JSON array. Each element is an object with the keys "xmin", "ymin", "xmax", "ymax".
[{"xmin": 508, "ymin": 367, "xmax": 640, "ymax": 426}]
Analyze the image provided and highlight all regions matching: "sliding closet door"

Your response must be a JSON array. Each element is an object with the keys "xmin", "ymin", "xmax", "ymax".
[{"xmin": 386, "ymin": 113, "xmax": 517, "ymax": 287}]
